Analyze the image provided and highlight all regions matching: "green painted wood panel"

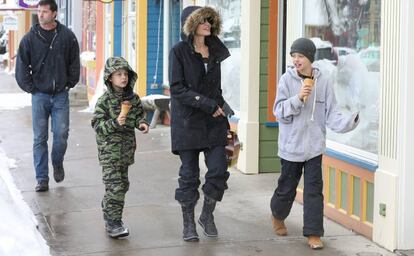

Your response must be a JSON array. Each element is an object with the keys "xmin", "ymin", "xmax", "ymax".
[
  {"xmin": 259, "ymin": 158, "xmax": 280, "ymax": 173},
  {"xmin": 340, "ymin": 171, "xmax": 347, "ymax": 210},
  {"xmin": 259, "ymin": 0, "xmax": 278, "ymax": 173},
  {"xmin": 260, "ymin": 41, "xmax": 269, "ymax": 57},
  {"xmin": 259, "ymin": 108, "xmax": 269, "ymax": 121},
  {"xmin": 260, "ymin": 92, "xmax": 268, "ymax": 107},
  {"xmin": 261, "ymin": 25, "xmax": 269, "ymax": 41},
  {"xmin": 352, "ymin": 177, "xmax": 361, "ymax": 217},
  {"xmin": 259, "ymin": 141, "xmax": 277, "ymax": 157},
  {"xmin": 366, "ymin": 181, "xmax": 374, "ymax": 223},
  {"xmin": 260, "ymin": 125, "xmax": 277, "ymax": 140},
  {"xmin": 260, "ymin": 75, "xmax": 268, "ymax": 90},
  {"xmin": 329, "ymin": 167, "xmax": 336, "ymax": 205}
]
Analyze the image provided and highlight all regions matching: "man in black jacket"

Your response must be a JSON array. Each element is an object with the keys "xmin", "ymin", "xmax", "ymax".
[{"xmin": 15, "ymin": 0, "xmax": 80, "ymax": 192}]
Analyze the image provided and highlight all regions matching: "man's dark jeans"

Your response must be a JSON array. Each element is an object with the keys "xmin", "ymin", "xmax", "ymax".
[
  {"xmin": 32, "ymin": 91, "xmax": 69, "ymax": 182},
  {"xmin": 270, "ymin": 155, "xmax": 324, "ymax": 237},
  {"xmin": 175, "ymin": 146, "xmax": 230, "ymax": 205}
]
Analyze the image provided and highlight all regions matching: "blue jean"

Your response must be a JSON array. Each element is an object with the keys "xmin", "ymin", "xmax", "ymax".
[
  {"xmin": 32, "ymin": 91, "xmax": 69, "ymax": 182},
  {"xmin": 270, "ymin": 155, "xmax": 324, "ymax": 237},
  {"xmin": 175, "ymin": 146, "xmax": 230, "ymax": 205}
]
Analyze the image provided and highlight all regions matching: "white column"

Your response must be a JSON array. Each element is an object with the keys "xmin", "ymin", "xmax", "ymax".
[
  {"xmin": 373, "ymin": 0, "xmax": 414, "ymax": 251},
  {"xmin": 163, "ymin": 0, "xmax": 169, "ymax": 86},
  {"xmin": 237, "ymin": 0, "xmax": 261, "ymax": 174},
  {"xmin": 396, "ymin": 0, "xmax": 414, "ymax": 250},
  {"xmin": 71, "ymin": 0, "xmax": 82, "ymax": 43},
  {"xmin": 285, "ymin": 0, "xmax": 303, "ymax": 65}
]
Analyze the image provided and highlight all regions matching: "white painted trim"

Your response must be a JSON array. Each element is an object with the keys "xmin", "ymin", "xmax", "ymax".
[
  {"xmin": 237, "ymin": 0, "xmax": 261, "ymax": 174},
  {"xmin": 396, "ymin": 0, "xmax": 414, "ymax": 250},
  {"xmin": 285, "ymin": 0, "xmax": 303, "ymax": 66},
  {"xmin": 163, "ymin": 0, "xmax": 169, "ymax": 86}
]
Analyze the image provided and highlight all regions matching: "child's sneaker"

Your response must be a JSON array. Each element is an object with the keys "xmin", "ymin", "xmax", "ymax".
[
  {"xmin": 308, "ymin": 236, "xmax": 323, "ymax": 249},
  {"xmin": 271, "ymin": 215, "xmax": 288, "ymax": 236},
  {"xmin": 105, "ymin": 220, "xmax": 129, "ymax": 239}
]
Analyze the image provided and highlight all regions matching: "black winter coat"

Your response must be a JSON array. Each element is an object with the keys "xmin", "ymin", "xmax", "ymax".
[
  {"xmin": 15, "ymin": 21, "xmax": 80, "ymax": 94},
  {"xmin": 169, "ymin": 35, "xmax": 230, "ymax": 154}
]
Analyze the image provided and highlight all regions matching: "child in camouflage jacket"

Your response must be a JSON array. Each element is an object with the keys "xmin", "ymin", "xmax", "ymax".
[{"xmin": 91, "ymin": 56, "xmax": 149, "ymax": 238}]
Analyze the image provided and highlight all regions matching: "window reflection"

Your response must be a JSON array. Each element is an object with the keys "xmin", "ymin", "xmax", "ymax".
[
  {"xmin": 303, "ymin": 0, "xmax": 381, "ymax": 156},
  {"xmin": 206, "ymin": 0, "xmax": 241, "ymax": 115}
]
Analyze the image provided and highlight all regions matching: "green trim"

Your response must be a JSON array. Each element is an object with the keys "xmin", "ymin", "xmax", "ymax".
[
  {"xmin": 329, "ymin": 167, "xmax": 336, "ymax": 205},
  {"xmin": 258, "ymin": 0, "xmax": 278, "ymax": 173},
  {"xmin": 366, "ymin": 182, "xmax": 374, "ymax": 223},
  {"xmin": 353, "ymin": 177, "xmax": 361, "ymax": 217},
  {"xmin": 340, "ymin": 171, "xmax": 347, "ymax": 210}
]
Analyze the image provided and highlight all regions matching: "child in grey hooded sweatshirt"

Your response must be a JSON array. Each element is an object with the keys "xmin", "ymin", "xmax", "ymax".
[{"xmin": 270, "ymin": 38, "xmax": 359, "ymax": 250}]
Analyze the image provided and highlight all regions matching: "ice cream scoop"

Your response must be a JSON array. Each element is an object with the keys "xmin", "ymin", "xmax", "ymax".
[
  {"xmin": 303, "ymin": 78, "xmax": 314, "ymax": 102},
  {"xmin": 120, "ymin": 101, "xmax": 132, "ymax": 117}
]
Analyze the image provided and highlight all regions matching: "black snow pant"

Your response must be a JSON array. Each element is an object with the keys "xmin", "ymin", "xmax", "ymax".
[
  {"xmin": 270, "ymin": 155, "xmax": 324, "ymax": 237},
  {"xmin": 175, "ymin": 145, "xmax": 230, "ymax": 205}
]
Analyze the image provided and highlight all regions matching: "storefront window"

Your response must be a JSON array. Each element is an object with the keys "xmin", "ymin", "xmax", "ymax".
[
  {"xmin": 303, "ymin": 0, "xmax": 381, "ymax": 159},
  {"xmin": 127, "ymin": 0, "xmax": 136, "ymax": 69},
  {"xmin": 206, "ymin": 0, "xmax": 241, "ymax": 116}
]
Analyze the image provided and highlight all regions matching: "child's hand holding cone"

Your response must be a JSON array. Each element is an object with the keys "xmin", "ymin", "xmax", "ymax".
[
  {"xmin": 118, "ymin": 101, "xmax": 132, "ymax": 126},
  {"xmin": 302, "ymin": 78, "xmax": 314, "ymax": 102},
  {"xmin": 120, "ymin": 101, "xmax": 132, "ymax": 117}
]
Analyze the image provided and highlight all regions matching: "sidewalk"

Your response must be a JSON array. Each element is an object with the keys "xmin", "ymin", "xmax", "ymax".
[{"xmin": 0, "ymin": 73, "xmax": 397, "ymax": 256}]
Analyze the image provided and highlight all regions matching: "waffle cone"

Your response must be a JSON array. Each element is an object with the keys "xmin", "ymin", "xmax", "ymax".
[
  {"xmin": 120, "ymin": 101, "xmax": 132, "ymax": 117},
  {"xmin": 303, "ymin": 78, "xmax": 314, "ymax": 102}
]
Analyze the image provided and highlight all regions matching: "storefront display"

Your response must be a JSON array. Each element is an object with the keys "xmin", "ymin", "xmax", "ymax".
[{"xmin": 303, "ymin": 0, "xmax": 381, "ymax": 158}]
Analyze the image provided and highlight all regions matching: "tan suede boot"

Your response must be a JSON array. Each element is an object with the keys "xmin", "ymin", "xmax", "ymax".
[
  {"xmin": 271, "ymin": 215, "xmax": 288, "ymax": 236},
  {"xmin": 308, "ymin": 236, "xmax": 324, "ymax": 249}
]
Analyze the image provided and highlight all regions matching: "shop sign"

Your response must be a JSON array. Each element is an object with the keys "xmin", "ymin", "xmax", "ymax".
[
  {"xmin": 18, "ymin": 0, "xmax": 39, "ymax": 8},
  {"xmin": 3, "ymin": 15, "xmax": 18, "ymax": 31}
]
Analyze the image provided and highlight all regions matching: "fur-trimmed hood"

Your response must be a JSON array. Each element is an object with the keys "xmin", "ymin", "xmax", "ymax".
[{"xmin": 182, "ymin": 6, "xmax": 222, "ymax": 38}]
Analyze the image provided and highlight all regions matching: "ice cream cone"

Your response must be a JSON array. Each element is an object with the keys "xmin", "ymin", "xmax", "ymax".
[
  {"xmin": 303, "ymin": 78, "xmax": 314, "ymax": 102},
  {"xmin": 120, "ymin": 101, "xmax": 132, "ymax": 117}
]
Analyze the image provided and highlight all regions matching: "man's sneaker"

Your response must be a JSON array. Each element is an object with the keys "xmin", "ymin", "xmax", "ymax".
[
  {"xmin": 53, "ymin": 165, "xmax": 65, "ymax": 183},
  {"xmin": 271, "ymin": 215, "xmax": 287, "ymax": 236},
  {"xmin": 35, "ymin": 180, "xmax": 49, "ymax": 192},
  {"xmin": 105, "ymin": 220, "xmax": 129, "ymax": 239},
  {"xmin": 308, "ymin": 236, "xmax": 324, "ymax": 249}
]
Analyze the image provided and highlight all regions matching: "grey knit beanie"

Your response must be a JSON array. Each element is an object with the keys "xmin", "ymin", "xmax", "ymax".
[{"xmin": 290, "ymin": 38, "xmax": 316, "ymax": 63}]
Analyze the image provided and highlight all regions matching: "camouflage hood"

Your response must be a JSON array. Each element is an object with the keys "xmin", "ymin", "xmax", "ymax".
[
  {"xmin": 104, "ymin": 56, "xmax": 137, "ymax": 97},
  {"xmin": 181, "ymin": 6, "xmax": 222, "ymax": 40}
]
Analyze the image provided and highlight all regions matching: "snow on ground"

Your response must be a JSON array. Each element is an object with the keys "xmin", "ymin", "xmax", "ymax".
[
  {"xmin": 0, "ymin": 148, "xmax": 50, "ymax": 255},
  {"xmin": 0, "ymin": 93, "xmax": 31, "ymax": 110}
]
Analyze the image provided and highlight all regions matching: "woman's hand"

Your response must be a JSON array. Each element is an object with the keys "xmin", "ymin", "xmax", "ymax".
[{"xmin": 212, "ymin": 106, "xmax": 225, "ymax": 117}]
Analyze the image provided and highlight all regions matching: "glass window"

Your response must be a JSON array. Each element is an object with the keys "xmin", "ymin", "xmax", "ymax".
[
  {"xmin": 128, "ymin": 0, "xmax": 136, "ymax": 69},
  {"xmin": 206, "ymin": 0, "xmax": 241, "ymax": 116},
  {"xmin": 104, "ymin": 3, "xmax": 113, "ymax": 60},
  {"xmin": 303, "ymin": 0, "xmax": 381, "ymax": 159}
]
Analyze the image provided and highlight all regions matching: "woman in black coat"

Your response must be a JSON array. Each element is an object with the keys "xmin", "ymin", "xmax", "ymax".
[{"xmin": 169, "ymin": 6, "xmax": 231, "ymax": 242}]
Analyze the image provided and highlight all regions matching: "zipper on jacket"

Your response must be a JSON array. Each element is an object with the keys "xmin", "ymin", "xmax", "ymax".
[{"xmin": 37, "ymin": 29, "xmax": 57, "ymax": 49}]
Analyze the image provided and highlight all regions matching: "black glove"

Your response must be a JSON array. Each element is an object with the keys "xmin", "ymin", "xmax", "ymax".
[{"xmin": 222, "ymin": 101, "xmax": 235, "ymax": 117}]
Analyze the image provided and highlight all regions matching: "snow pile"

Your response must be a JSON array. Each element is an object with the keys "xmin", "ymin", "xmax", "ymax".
[
  {"xmin": 0, "ymin": 148, "xmax": 50, "ymax": 256},
  {"xmin": 0, "ymin": 93, "xmax": 31, "ymax": 110}
]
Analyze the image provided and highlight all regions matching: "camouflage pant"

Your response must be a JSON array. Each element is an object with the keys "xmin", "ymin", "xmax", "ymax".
[{"xmin": 101, "ymin": 164, "xmax": 130, "ymax": 222}]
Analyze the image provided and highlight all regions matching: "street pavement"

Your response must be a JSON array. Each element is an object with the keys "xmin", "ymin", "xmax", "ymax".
[{"xmin": 0, "ymin": 72, "xmax": 400, "ymax": 256}]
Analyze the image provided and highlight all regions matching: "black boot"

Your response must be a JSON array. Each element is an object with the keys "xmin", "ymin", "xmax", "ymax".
[
  {"xmin": 181, "ymin": 203, "xmax": 199, "ymax": 242},
  {"xmin": 198, "ymin": 196, "xmax": 218, "ymax": 237}
]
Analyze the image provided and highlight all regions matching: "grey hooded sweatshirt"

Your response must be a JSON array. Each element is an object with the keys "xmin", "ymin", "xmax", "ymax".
[{"xmin": 273, "ymin": 65, "xmax": 359, "ymax": 162}]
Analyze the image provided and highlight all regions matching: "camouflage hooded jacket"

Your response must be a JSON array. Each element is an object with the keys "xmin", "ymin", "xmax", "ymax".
[{"xmin": 91, "ymin": 57, "xmax": 148, "ymax": 167}]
